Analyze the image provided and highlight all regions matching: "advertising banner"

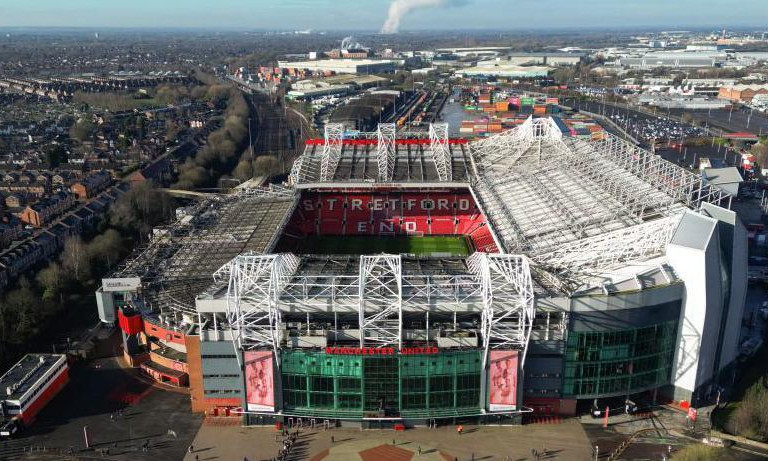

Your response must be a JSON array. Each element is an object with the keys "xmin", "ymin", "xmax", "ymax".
[
  {"xmin": 489, "ymin": 350, "xmax": 518, "ymax": 412},
  {"xmin": 244, "ymin": 350, "xmax": 275, "ymax": 412}
]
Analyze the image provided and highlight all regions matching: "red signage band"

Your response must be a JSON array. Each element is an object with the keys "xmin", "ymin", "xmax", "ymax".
[{"xmin": 324, "ymin": 347, "xmax": 439, "ymax": 356}]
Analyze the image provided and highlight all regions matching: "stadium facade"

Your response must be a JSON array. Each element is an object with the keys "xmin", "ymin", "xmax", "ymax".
[{"xmin": 96, "ymin": 117, "xmax": 746, "ymax": 426}]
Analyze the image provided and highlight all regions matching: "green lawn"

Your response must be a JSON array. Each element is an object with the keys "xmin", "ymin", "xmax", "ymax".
[{"xmin": 292, "ymin": 235, "xmax": 471, "ymax": 256}]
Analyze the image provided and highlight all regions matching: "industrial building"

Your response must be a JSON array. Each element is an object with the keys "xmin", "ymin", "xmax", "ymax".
[
  {"xmin": 455, "ymin": 64, "xmax": 552, "ymax": 79},
  {"xmin": 505, "ymin": 53, "xmax": 585, "ymax": 66},
  {"xmin": 97, "ymin": 118, "xmax": 746, "ymax": 426},
  {"xmin": 617, "ymin": 52, "xmax": 725, "ymax": 69},
  {"xmin": 276, "ymin": 59, "xmax": 397, "ymax": 75},
  {"xmin": 0, "ymin": 354, "xmax": 69, "ymax": 437},
  {"xmin": 718, "ymin": 84, "xmax": 768, "ymax": 103}
]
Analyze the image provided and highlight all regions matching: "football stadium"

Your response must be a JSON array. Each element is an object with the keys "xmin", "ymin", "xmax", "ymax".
[{"xmin": 96, "ymin": 118, "xmax": 747, "ymax": 427}]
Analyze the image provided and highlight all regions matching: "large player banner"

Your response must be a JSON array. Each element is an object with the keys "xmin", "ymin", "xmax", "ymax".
[
  {"xmin": 244, "ymin": 350, "xmax": 275, "ymax": 412},
  {"xmin": 489, "ymin": 350, "xmax": 518, "ymax": 411}
]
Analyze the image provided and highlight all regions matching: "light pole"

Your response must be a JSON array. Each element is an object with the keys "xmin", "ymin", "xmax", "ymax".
[{"xmin": 248, "ymin": 117, "xmax": 254, "ymax": 163}]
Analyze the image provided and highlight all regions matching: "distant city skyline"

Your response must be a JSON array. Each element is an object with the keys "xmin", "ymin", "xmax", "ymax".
[{"xmin": 0, "ymin": 0, "xmax": 765, "ymax": 31}]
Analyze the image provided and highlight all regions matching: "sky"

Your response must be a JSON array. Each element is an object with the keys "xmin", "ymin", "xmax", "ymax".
[{"xmin": 0, "ymin": 0, "xmax": 765, "ymax": 31}]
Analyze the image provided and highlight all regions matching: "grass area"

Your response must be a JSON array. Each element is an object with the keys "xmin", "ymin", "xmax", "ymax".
[
  {"xmin": 711, "ymin": 335, "xmax": 768, "ymax": 434},
  {"xmin": 291, "ymin": 235, "xmax": 471, "ymax": 256}
]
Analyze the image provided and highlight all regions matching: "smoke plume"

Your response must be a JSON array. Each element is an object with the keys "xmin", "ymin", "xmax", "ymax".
[{"xmin": 381, "ymin": 0, "xmax": 467, "ymax": 34}]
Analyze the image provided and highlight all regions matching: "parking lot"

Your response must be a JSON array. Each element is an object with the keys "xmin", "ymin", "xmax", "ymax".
[{"xmin": 0, "ymin": 352, "xmax": 202, "ymax": 460}]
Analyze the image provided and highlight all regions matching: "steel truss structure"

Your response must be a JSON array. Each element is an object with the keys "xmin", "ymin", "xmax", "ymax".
[
  {"xmin": 215, "ymin": 253, "xmax": 533, "ymax": 360},
  {"xmin": 470, "ymin": 116, "xmax": 562, "ymax": 171},
  {"xmin": 468, "ymin": 253, "xmax": 535, "ymax": 368},
  {"xmin": 110, "ymin": 189, "xmax": 298, "ymax": 316},
  {"xmin": 218, "ymin": 253, "xmax": 300, "ymax": 363},
  {"xmin": 376, "ymin": 123, "xmax": 397, "ymax": 182},
  {"xmin": 320, "ymin": 123, "xmax": 344, "ymax": 181},
  {"xmin": 535, "ymin": 214, "xmax": 682, "ymax": 278},
  {"xmin": 429, "ymin": 123, "xmax": 452, "ymax": 181},
  {"xmin": 358, "ymin": 254, "xmax": 402, "ymax": 349},
  {"xmin": 469, "ymin": 117, "xmax": 732, "ymax": 288}
]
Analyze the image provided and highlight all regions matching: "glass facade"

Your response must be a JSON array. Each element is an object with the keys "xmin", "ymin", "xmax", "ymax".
[
  {"xmin": 281, "ymin": 350, "xmax": 482, "ymax": 418},
  {"xmin": 563, "ymin": 320, "xmax": 678, "ymax": 398}
]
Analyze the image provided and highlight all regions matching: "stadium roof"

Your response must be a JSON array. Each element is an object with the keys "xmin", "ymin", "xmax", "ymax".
[
  {"xmin": 113, "ymin": 186, "xmax": 297, "ymax": 315},
  {"xmin": 468, "ymin": 117, "xmax": 731, "ymax": 291},
  {"xmin": 112, "ymin": 117, "xmax": 733, "ymax": 319},
  {"xmin": 290, "ymin": 123, "xmax": 469, "ymax": 185}
]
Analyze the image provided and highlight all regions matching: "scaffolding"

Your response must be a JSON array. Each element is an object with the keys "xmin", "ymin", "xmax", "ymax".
[
  {"xmin": 376, "ymin": 123, "xmax": 397, "ymax": 182},
  {"xmin": 429, "ymin": 123, "xmax": 452, "ymax": 182},
  {"xmin": 320, "ymin": 123, "xmax": 344, "ymax": 181},
  {"xmin": 358, "ymin": 254, "xmax": 402, "ymax": 349},
  {"xmin": 467, "ymin": 253, "xmax": 535, "ymax": 368},
  {"xmin": 220, "ymin": 253, "xmax": 300, "ymax": 363}
]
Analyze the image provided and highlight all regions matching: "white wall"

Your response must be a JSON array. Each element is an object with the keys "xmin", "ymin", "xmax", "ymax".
[{"xmin": 667, "ymin": 214, "xmax": 722, "ymax": 399}]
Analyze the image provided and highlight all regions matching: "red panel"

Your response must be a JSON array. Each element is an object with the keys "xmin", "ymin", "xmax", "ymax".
[
  {"xmin": 118, "ymin": 309, "xmax": 144, "ymax": 336},
  {"xmin": 143, "ymin": 320, "xmax": 186, "ymax": 346},
  {"xmin": 343, "ymin": 194, "xmax": 372, "ymax": 221},
  {"xmin": 318, "ymin": 219, "xmax": 344, "ymax": 235},
  {"xmin": 203, "ymin": 397, "xmax": 242, "ymax": 407},
  {"xmin": 19, "ymin": 368, "xmax": 69, "ymax": 425},
  {"xmin": 431, "ymin": 218, "xmax": 455, "ymax": 234}
]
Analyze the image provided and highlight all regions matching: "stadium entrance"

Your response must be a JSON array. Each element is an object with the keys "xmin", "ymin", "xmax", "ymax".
[{"xmin": 279, "ymin": 349, "xmax": 484, "ymax": 421}]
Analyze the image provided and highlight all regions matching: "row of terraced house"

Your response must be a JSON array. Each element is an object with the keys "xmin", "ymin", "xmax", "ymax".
[{"xmin": 0, "ymin": 181, "xmax": 130, "ymax": 289}]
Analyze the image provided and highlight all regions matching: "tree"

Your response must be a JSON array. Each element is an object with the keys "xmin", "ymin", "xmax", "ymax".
[
  {"xmin": 37, "ymin": 262, "xmax": 65, "ymax": 302},
  {"xmin": 253, "ymin": 155, "xmax": 281, "ymax": 178},
  {"xmin": 672, "ymin": 444, "xmax": 735, "ymax": 461},
  {"xmin": 89, "ymin": 229, "xmax": 123, "ymax": 270},
  {"xmin": 727, "ymin": 381, "xmax": 768, "ymax": 441},
  {"xmin": 3, "ymin": 280, "xmax": 39, "ymax": 343},
  {"xmin": 751, "ymin": 143, "xmax": 768, "ymax": 172},
  {"xmin": 110, "ymin": 182, "xmax": 173, "ymax": 236},
  {"xmin": 62, "ymin": 236, "xmax": 91, "ymax": 283},
  {"xmin": 45, "ymin": 144, "xmax": 68, "ymax": 169},
  {"xmin": 233, "ymin": 159, "xmax": 254, "ymax": 181},
  {"xmin": 69, "ymin": 119, "xmax": 95, "ymax": 142}
]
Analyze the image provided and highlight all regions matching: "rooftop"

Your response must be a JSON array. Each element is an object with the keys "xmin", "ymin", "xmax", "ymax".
[
  {"xmin": 113, "ymin": 186, "xmax": 297, "ymax": 314},
  {"xmin": 0, "ymin": 354, "xmax": 66, "ymax": 402}
]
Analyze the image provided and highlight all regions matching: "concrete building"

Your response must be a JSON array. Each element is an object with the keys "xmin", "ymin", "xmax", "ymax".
[{"xmin": 718, "ymin": 84, "xmax": 768, "ymax": 103}]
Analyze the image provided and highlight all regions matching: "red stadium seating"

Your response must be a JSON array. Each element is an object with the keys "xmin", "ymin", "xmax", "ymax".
[{"xmin": 286, "ymin": 190, "xmax": 498, "ymax": 252}]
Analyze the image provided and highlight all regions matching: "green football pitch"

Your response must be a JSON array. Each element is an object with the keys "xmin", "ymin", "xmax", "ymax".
[{"xmin": 290, "ymin": 235, "xmax": 471, "ymax": 256}]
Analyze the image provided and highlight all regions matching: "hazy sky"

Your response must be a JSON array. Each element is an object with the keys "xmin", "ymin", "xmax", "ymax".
[{"xmin": 0, "ymin": 0, "xmax": 765, "ymax": 30}]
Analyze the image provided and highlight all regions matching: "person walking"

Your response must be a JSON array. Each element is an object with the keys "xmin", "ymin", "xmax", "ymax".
[
  {"xmin": 457, "ymin": 424, "xmax": 463, "ymax": 436},
  {"xmin": 418, "ymin": 445, "xmax": 422, "ymax": 456}
]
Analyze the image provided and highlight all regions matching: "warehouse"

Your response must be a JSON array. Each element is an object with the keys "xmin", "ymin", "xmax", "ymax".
[
  {"xmin": 277, "ymin": 59, "xmax": 396, "ymax": 75},
  {"xmin": 455, "ymin": 64, "xmax": 552, "ymax": 79}
]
